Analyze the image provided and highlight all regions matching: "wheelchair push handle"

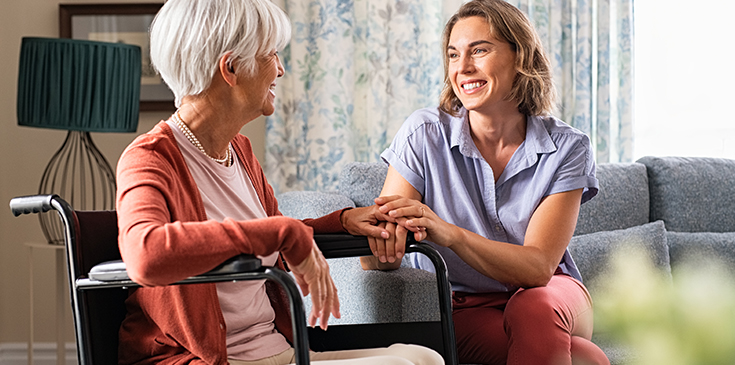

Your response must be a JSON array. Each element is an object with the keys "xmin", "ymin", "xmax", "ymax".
[{"xmin": 9, "ymin": 194, "xmax": 58, "ymax": 217}]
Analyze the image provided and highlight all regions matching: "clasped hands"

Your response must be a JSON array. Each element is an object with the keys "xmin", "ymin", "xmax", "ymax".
[
  {"xmin": 370, "ymin": 195, "xmax": 447, "ymax": 263},
  {"xmin": 343, "ymin": 195, "xmax": 442, "ymax": 264}
]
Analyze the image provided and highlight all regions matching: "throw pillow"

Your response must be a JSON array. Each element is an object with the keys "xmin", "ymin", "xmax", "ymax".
[{"xmin": 568, "ymin": 220, "xmax": 671, "ymax": 294}]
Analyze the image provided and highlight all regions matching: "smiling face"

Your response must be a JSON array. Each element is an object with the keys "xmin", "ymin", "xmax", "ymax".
[
  {"xmin": 447, "ymin": 16, "xmax": 518, "ymax": 116},
  {"xmin": 241, "ymin": 50, "xmax": 284, "ymax": 117}
]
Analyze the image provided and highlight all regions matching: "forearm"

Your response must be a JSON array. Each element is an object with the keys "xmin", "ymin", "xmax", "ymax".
[
  {"xmin": 119, "ymin": 187, "xmax": 313, "ymax": 286},
  {"xmin": 448, "ymin": 228, "xmax": 560, "ymax": 288},
  {"xmin": 444, "ymin": 190, "xmax": 583, "ymax": 288},
  {"xmin": 302, "ymin": 208, "xmax": 348, "ymax": 233}
]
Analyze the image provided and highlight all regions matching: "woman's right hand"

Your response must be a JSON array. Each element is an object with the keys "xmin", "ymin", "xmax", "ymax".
[{"xmin": 289, "ymin": 242, "xmax": 340, "ymax": 330}]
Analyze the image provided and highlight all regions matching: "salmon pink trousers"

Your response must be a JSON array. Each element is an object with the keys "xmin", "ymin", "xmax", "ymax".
[{"xmin": 452, "ymin": 272, "xmax": 611, "ymax": 365}]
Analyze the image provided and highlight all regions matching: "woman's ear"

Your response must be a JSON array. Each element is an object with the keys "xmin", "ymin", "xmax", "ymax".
[{"xmin": 219, "ymin": 52, "xmax": 237, "ymax": 86}]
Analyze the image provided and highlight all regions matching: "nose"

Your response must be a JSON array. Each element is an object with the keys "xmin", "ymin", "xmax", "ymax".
[
  {"xmin": 276, "ymin": 53, "xmax": 285, "ymax": 78},
  {"xmin": 457, "ymin": 53, "xmax": 474, "ymax": 74}
]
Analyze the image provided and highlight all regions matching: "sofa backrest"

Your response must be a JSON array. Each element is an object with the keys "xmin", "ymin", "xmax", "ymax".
[
  {"xmin": 574, "ymin": 162, "xmax": 650, "ymax": 236},
  {"xmin": 637, "ymin": 156, "xmax": 735, "ymax": 232}
]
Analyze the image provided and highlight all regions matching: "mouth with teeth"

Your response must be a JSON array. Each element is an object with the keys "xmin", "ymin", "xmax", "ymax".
[
  {"xmin": 269, "ymin": 84, "xmax": 276, "ymax": 96},
  {"xmin": 461, "ymin": 80, "xmax": 487, "ymax": 93}
]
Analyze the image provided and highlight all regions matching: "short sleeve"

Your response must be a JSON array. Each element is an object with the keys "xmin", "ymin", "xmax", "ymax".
[
  {"xmin": 380, "ymin": 110, "xmax": 435, "ymax": 197},
  {"xmin": 546, "ymin": 133, "xmax": 599, "ymax": 204}
]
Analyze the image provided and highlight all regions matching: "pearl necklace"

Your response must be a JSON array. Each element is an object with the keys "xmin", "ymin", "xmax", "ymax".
[{"xmin": 172, "ymin": 111, "xmax": 232, "ymax": 166}]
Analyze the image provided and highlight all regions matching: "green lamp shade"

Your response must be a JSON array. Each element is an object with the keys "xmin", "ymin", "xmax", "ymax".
[{"xmin": 17, "ymin": 37, "xmax": 141, "ymax": 133}]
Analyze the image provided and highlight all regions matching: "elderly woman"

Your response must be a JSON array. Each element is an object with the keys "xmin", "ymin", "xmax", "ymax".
[
  {"xmin": 115, "ymin": 0, "xmax": 443, "ymax": 364},
  {"xmin": 363, "ymin": 1, "xmax": 610, "ymax": 364}
]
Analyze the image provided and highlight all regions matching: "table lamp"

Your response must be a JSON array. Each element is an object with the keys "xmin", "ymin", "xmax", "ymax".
[{"xmin": 16, "ymin": 37, "xmax": 141, "ymax": 244}]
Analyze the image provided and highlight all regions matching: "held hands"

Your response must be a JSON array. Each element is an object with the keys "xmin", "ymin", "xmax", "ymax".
[
  {"xmin": 374, "ymin": 195, "xmax": 452, "ymax": 248},
  {"xmin": 289, "ymin": 242, "xmax": 340, "ymax": 330},
  {"xmin": 342, "ymin": 198, "xmax": 452, "ymax": 267},
  {"xmin": 341, "ymin": 205, "xmax": 406, "ymax": 265}
]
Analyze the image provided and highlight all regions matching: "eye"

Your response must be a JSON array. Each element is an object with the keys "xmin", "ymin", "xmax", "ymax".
[
  {"xmin": 472, "ymin": 48, "xmax": 487, "ymax": 55},
  {"xmin": 447, "ymin": 51, "xmax": 459, "ymax": 60}
]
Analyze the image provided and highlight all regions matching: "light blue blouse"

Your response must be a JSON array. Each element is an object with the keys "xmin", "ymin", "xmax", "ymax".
[{"xmin": 381, "ymin": 107, "xmax": 599, "ymax": 293}]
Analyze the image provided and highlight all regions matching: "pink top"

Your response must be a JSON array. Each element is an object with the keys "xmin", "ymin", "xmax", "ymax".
[{"xmin": 169, "ymin": 121, "xmax": 291, "ymax": 360}]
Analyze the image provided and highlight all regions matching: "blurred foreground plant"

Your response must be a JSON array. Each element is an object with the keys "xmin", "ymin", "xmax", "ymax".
[{"xmin": 595, "ymin": 247, "xmax": 735, "ymax": 365}]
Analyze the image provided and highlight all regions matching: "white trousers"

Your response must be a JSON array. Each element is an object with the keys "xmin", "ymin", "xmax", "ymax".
[{"xmin": 228, "ymin": 343, "xmax": 444, "ymax": 365}]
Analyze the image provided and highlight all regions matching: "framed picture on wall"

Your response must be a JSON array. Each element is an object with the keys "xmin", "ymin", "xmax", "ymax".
[{"xmin": 59, "ymin": 3, "xmax": 174, "ymax": 112}]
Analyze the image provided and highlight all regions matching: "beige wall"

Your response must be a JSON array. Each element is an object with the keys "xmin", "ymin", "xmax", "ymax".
[{"xmin": 0, "ymin": 0, "xmax": 266, "ymax": 343}]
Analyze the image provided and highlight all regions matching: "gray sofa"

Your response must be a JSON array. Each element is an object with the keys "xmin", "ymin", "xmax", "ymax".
[{"xmin": 277, "ymin": 156, "xmax": 735, "ymax": 365}]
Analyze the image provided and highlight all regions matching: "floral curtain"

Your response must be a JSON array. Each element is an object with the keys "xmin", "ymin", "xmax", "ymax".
[
  {"xmin": 506, "ymin": 0, "xmax": 634, "ymax": 163},
  {"xmin": 265, "ymin": 0, "xmax": 455, "ymax": 194},
  {"xmin": 265, "ymin": 0, "xmax": 634, "ymax": 194}
]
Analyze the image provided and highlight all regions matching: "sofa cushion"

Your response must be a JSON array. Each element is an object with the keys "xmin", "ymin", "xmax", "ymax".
[
  {"xmin": 574, "ymin": 162, "xmax": 650, "ymax": 235},
  {"xmin": 667, "ymin": 231, "xmax": 735, "ymax": 276},
  {"xmin": 637, "ymin": 156, "xmax": 735, "ymax": 232},
  {"xmin": 338, "ymin": 162, "xmax": 388, "ymax": 207},
  {"xmin": 276, "ymin": 191, "xmax": 355, "ymax": 219},
  {"xmin": 568, "ymin": 220, "xmax": 671, "ymax": 294}
]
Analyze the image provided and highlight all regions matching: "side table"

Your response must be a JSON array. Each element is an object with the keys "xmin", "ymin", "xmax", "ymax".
[{"xmin": 25, "ymin": 242, "xmax": 68, "ymax": 365}]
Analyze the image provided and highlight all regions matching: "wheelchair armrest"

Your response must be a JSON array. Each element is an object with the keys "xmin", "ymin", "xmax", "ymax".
[
  {"xmin": 206, "ymin": 254, "xmax": 262, "ymax": 274},
  {"xmin": 314, "ymin": 233, "xmax": 426, "ymax": 259},
  {"xmin": 89, "ymin": 260, "xmax": 129, "ymax": 281},
  {"xmin": 314, "ymin": 233, "xmax": 372, "ymax": 258},
  {"xmin": 88, "ymin": 254, "xmax": 262, "ymax": 282}
]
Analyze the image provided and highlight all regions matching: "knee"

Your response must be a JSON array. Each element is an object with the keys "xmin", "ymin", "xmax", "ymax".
[
  {"xmin": 505, "ymin": 287, "xmax": 556, "ymax": 323},
  {"xmin": 386, "ymin": 344, "xmax": 445, "ymax": 365},
  {"xmin": 571, "ymin": 336, "xmax": 610, "ymax": 365}
]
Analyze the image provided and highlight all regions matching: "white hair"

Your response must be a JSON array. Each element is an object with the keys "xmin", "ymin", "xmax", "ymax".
[{"xmin": 149, "ymin": 0, "xmax": 291, "ymax": 107}]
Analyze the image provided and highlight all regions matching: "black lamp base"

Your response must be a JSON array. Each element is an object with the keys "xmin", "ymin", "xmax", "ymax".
[{"xmin": 39, "ymin": 130, "xmax": 116, "ymax": 244}]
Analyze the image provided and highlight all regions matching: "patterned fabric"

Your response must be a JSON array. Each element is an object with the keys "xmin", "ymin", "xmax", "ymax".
[
  {"xmin": 266, "ymin": 0, "xmax": 634, "ymax": 194},
  {"xmin": 507, "ymin": 0, "xmax": 635, "ymax": 164}
]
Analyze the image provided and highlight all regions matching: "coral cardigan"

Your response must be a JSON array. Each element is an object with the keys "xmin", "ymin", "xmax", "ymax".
[{"xmin": 116, "ymin": 122, "xmax": 346, "ymax": 365}]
